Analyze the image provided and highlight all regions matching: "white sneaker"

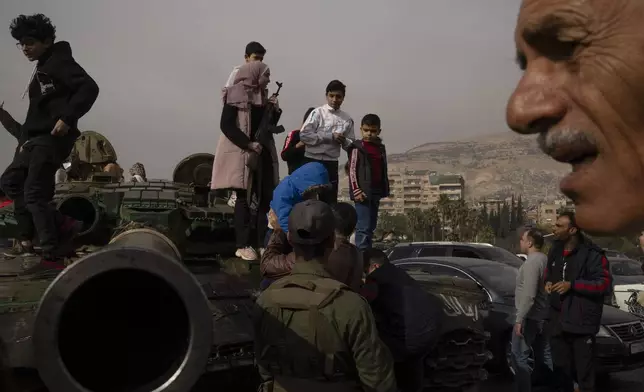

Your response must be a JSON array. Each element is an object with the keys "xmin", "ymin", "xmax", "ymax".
[
  {"xmin": 227, "ymin": 191, "xmax": 237, "ymax": 208},
  {"xmin": 235, "ymin": 247, "xmax": 258, "ymax": 261}
]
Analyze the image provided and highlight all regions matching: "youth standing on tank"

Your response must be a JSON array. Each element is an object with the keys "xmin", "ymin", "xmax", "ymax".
[
  {"xmin": 347, "ymin": 114, "xmax": 389, "ymax": 251},
  {"xmin": 211, "ymin": 61, "xmax": 281, "ymax": 262},
  {"xmin": 254, "ymin": 200, "xmax": 397, "ymax": 392},
  {"xmin": 0, "ymin": 14, "xmax": 99, "ymax": 270},
  {"xmin": 300, "ymin": 80, "xmax": 355, "ymax": 204}
]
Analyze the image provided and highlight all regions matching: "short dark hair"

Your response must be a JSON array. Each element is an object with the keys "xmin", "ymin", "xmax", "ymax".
[
  {"xmin": 361, "ymin": 114, "xmax": 381, "ymax": 128},
  {"xmin": 302, "ymin": 184, "xmax": 332, "ymax": 202},
  {"xmin": 292, "ymin": 237, "xmax": 333, "ymax": 260},
  {"xmin": 326, "ymin": 80, "xmax": 346, "ymax": 95},
  {"xmin": 363, "ymin": 248, "xmax": 389, "ymax": 272},
  {"xmin": 525, "ymin": 228, "xmax": 545, "ymax": 249},
  {"xmin": 11, "ymin": 14, "xmax": 56, "ymax": 42},
  {"xmin": 333, "ymin": 203, "xmax": 357, "ymax": 237},
  {"xmin": 558, "ymin": 211, "xmax": 577, "ymax": 228},
  {"xmin": 303, "ymin": 107, "xmax": 315, "ymax": 123},
  {"xmin": 245, "ymin": 41, "xmax": 266, "ymax": 56}
]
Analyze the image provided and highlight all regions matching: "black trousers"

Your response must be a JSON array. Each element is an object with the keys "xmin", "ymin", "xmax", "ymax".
[
  {"xmin": 550, "ymin": 332, "xmax": 596, "ymax": 392},
  {"xmin": 304, "ymin": 158, "xmax": 339, "ymax": 204},
  {"xmin": 0, "ymin": 145, "xmax": 60, "ymax": 255}
]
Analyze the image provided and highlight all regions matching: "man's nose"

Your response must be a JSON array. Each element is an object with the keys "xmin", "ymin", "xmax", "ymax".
[{"xmin": 506, "ymin": 71, "xmax": 567, "ymax": 135}]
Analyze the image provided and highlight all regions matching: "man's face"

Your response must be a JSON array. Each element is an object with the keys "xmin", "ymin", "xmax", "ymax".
[
  {"xmin": 17, "ymin": 37, "xmax": 52, "ymax": 62},
  {"xmin": 244, "ymin": 53, "xmax": 264, "ymax": 63},
  {"xmin": 519, "ymin": 231, "xmax": 531, "ymax": 253},
  {"xmin": 507, "ymin": 0, "xmax": 644, "ymax": 235},
  {"xmin": 326, "ymin": 91, "xmax": 345, "ymax": 110},
  {"xmin": 553, "ymin": 216, "xmax": 576, "ymax": 241},
  {"xmin": 360, "ymin": 125, "xmax": 381, "ymax": 141}
]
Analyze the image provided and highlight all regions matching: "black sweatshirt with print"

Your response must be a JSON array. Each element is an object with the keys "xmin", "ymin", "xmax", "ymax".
[{"xmin": 22, "ymin": 41, "xmax": 99, "ymax": 156}]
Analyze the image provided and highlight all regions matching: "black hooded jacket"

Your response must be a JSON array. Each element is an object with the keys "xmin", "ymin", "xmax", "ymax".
[
  {"xmin": 361, "ymin": 263, "xmax": 443, "ymax": 360},
  {"xmin": 545, "ymin": 238, "xmax": 612, "ymax": 335},
  {"xmin": 22, "ymin": 41, "xmax": 99, "ymax": 158}
]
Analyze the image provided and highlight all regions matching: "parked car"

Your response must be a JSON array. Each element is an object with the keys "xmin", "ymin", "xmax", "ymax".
[
  {"xmin": 608, "ymin": 257, "xmax": 644, "ymax": 318},
  {"xmin": 393, "ymin": 256, "xmax": 644, "ymax": 377},
  {"xmin": 386, "ymin": 241, "xmax": 524, "ymax": 268}
]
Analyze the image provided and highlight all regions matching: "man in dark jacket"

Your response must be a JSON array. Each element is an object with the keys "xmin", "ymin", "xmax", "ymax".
[
  {"xmin": 361, "ymin": 249, "xmax": 443, "ymax": 392},
  {"xmin": 545, "ymin": 211, "xmax": 611, "ymax": 392},
  {"xmin": 281, "ymin": 107, "xmax": 315, "ymax": 174},
  {"xmin": 0, "ymin": 14, "xmax": 99, "ymax": 271}
]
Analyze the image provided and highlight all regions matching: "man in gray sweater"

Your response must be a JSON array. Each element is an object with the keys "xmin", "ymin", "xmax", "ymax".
[{"xmin": 512, "ymin": 228, "xmax": 553, "ymax": 392}]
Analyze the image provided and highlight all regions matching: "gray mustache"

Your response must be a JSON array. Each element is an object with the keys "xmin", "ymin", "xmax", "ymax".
[{"xmin": 536, "ymin": 129, "xmax": 595, "ymax": 156}]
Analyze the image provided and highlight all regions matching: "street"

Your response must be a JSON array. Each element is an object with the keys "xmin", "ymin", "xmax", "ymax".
[{"xmin": 480, "ymin": 368, "xmax": 644, "ymax": 392}]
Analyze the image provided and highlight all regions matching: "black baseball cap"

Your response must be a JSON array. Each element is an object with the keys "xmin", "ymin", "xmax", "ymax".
[{"xmin": 288, "ymin": 200, "xmax": 336, "ymax": 245}]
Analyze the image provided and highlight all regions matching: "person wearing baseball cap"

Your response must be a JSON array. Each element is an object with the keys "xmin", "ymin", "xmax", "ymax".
[{"xmin": 254, "ymin": 199, "xmax": 397, "ymax": 392}]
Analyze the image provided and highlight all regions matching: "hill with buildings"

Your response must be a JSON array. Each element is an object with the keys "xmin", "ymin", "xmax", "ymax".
[{"xmin": 340, "ymin": 132, "xmax": 569, "ymax": 205}]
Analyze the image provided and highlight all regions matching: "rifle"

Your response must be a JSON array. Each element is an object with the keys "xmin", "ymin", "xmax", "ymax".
[{"xmin": 246, "ymin": 81, "xmax": 284, "ymax": 171}]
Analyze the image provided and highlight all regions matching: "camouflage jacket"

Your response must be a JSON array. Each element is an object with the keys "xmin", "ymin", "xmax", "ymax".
[{"xmin": 254, "ymin": 260, "xmax": 397, "ymax": 392}]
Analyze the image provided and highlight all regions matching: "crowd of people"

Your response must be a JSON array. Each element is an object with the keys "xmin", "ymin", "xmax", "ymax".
[
  {"xmin": 210, "ymin": 40, "xmax": 391, "ymax": 262},
  {"xmin": 5, "ymin": 0, "xmax": 644, "ymax": 391}
]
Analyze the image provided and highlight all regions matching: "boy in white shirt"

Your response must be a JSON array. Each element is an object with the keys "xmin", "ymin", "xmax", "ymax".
[{"xmin": 300, "ymin": 80, "xmax": 355, "ymax": 204}]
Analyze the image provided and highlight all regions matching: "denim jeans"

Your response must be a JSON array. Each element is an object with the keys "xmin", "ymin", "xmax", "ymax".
[
  {"xmin": 511, "ymin": 319, "xmax": 554, "ymax": 392},
  {"xmin": 354, "ymin": 195, "xmax": 381, "ymax": 251}
]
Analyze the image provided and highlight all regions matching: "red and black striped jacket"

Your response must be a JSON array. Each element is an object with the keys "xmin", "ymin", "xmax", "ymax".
[
  {"xmin": 545, "ymin": 239, "xmax": 612, "ymax": 335},
  {"xmin": 280, "ymin": 129, "xmax": 306, "ymax": 175},
  {"xmin": 347, "ymin": 140, "xmax": 390, "ymax": 201}
]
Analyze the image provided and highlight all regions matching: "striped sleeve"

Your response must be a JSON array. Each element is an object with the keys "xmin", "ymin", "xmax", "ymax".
[
  {"xmin": 349, "ymin": 148, "xmax": 361, "ymax": 196},
  {"xmin": 572, "ymin": 255, "xmax": 611, "ymax": 296}
]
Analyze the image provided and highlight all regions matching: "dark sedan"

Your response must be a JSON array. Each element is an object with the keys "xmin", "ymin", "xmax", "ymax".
[{"xmin": 393, "ymin": 257, "xmax": 644, "ymax": 376}]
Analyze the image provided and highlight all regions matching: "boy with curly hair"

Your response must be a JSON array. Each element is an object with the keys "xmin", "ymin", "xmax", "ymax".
[{"xmin": 0, "ymin": 14, "xmax": 99, "ymax": 272}]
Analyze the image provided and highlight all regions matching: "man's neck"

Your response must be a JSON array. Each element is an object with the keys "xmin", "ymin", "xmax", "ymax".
[
  {"xmin": 526, "ymin": 247, "xmax": 541, "ymax": 256},
  {"xmin": 564, "ymin": 237, "xmax": 578, "ymax": 251}
]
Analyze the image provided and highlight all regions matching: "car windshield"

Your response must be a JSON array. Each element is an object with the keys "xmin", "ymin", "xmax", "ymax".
[
  {"xmin": 482, "ymin": 247, "xmax": 524, "ymax": 268},
  {"xmin": 469, "ymin": 264, "xmax": 518, "ymax": 296},
  {"xmin": 611, "ymin": 259, "xmax": 644, "ymax": 276}
]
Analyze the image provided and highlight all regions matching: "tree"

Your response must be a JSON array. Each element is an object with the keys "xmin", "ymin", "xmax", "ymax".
[
  {"xmin": 424, "ymin": 207, "xmax": 442, "ymax": 241},
  {"xmin": 510, "ymin": 194, "xmax": 517, "ymax": 231},
  {"xmin": 516, "ymin": 195, "xmax": 524, "ymax": 227},
  {"xmin": 406, "ymin": 208, "xmax": 427, "ymax": 241}
]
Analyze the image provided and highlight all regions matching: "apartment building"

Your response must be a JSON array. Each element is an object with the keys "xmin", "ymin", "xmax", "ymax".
[
  {"xmin": 537, "ymin": 203, "xmax": 558, "ymax": 227},
  {"xmin": 339, "ymin": 169, "xmax": 465, "ymax": 215}
]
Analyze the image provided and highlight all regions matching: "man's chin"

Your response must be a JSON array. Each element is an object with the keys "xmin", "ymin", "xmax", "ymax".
[{"xmin": 574, "ymin": 201, "xmax": 643, "ymax": 236}]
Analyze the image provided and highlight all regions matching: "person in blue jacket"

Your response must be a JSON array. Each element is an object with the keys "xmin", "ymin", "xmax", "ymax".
[
  {"xmin": 269, "ymin": 161, "xmax": 332, "ymax": 232},
  {"xmin": 259, "ymin": 162, "xmax": 331, "ymax": 290}
]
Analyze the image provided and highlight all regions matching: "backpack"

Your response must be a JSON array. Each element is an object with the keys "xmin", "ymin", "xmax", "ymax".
[{"xmin": 256, "ymin": 277, "xmax": 354, "ymax": 381}]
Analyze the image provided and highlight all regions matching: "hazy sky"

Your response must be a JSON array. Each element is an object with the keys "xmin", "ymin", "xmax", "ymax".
[{"xmin": 0, "ymin": 0, "xmax": 522, "ymax": 178}]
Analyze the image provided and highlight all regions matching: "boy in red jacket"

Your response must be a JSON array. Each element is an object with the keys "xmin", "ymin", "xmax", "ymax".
[{"xmin": 347, "ymin": 114, "xmax": 390, "ymax": 251}]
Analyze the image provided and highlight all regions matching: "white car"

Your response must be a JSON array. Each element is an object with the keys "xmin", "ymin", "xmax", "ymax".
[{"xmin": 609, "ymin": 258, "xmax": 644, "ymax": 318}]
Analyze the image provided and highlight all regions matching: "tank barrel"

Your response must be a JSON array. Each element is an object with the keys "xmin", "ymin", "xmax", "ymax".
[{"xmin": 33, "ymin": 229, "xmax": 212, "ymax": 392}]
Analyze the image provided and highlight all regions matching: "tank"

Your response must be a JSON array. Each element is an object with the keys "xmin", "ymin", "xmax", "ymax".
[{"xmin": 0, "ymin": 136, "xmax": 258, "ymax": 390}]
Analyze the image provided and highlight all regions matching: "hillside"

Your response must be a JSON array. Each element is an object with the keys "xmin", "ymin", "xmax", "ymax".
[{"xmin": 347, "ymin": 132, "xmax": 569, "ymax": 204}]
